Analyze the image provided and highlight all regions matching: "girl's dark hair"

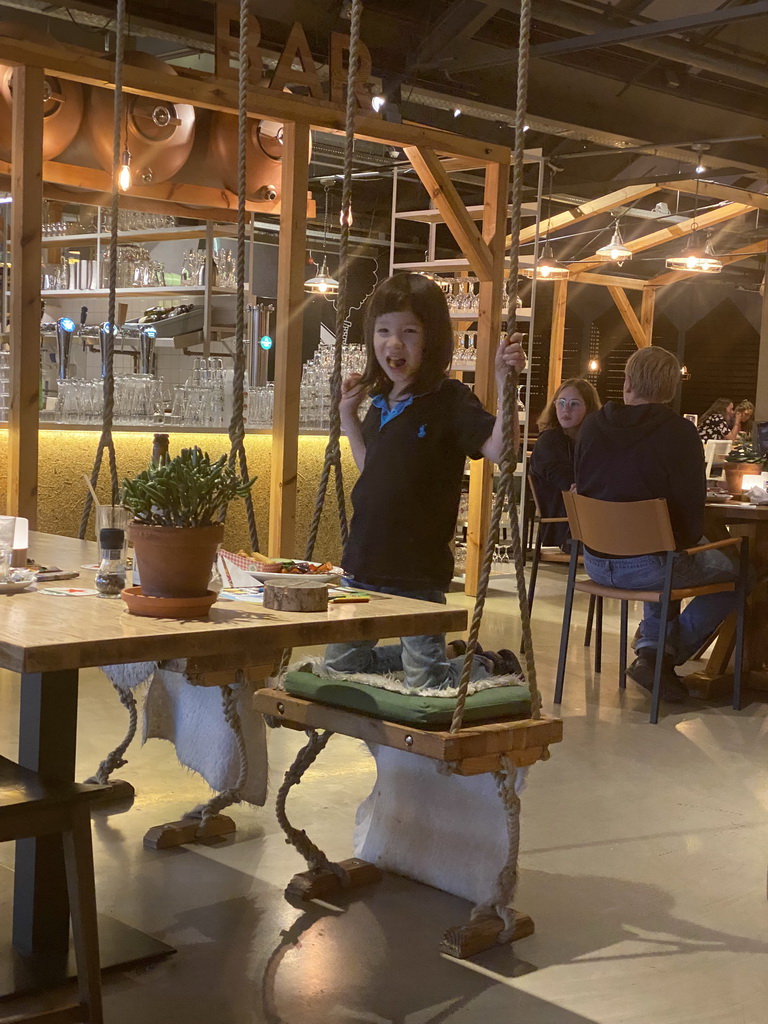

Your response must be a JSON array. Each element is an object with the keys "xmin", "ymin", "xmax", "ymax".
[
  {"xmin": 357, "ymin": 274, "xmax": 453, "ymax": 397},
  {"xmin": 537, "ymin": 377, "xmax": 601, "ymax": 431},
  {"xmin": 701, "ymin": 397, "xmax": 733, "ymax": 423}
]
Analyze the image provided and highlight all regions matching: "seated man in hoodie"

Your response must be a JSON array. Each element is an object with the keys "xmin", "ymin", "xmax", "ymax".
[{"xmin": 574, "ymin": 346, "xmax": 740, "ymax": 702}]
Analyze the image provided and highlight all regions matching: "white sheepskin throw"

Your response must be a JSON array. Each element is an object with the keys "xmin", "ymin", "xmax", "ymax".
[
  {"xmin": 354, "ymin": 744, "xmax": 527, "ymax": 907},
  {"xmin": 101, "ymin": 663, "xmax": 267, "ymax": 806}
]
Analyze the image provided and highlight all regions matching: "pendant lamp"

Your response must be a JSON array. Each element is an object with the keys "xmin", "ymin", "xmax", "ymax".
[
  {"xmin": 665, "ymin": 233, "xmax": 722, "ymax": 274},
  {"xmin": 665, "ymin": 177, "xmax": 722, "ymax": 274},
  {"xmin": 305, "ymin": 183, "xmax": 340, "ymax": 295},
  {"xmin": 522, "ymin": 240, "xmax": 569, "ymax": 280},
  {"xmin": 522, "ymin": 165, "xmax": 569, "ymax": 280},
  {"xmin": 595, "ymin": 220, "xmax": 632, "ymax": 261}
]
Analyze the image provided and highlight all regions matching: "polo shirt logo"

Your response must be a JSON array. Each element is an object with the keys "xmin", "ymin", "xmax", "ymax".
[{"xmin": 417, "ymin": 424, "xmax": 427, "ymax": 439}]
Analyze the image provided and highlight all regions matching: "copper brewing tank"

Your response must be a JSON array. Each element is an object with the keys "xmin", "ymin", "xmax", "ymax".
[
  {"xmin": 207, "ymin": 114, "xmax": 286, "ymax": 200},
  {"xmin": 0, "ymin": 58, "xmax": 83, "ymax": 163},
  {"xmin": 87, "ymin": 53, "xmax": 195, "ymax": 185}
]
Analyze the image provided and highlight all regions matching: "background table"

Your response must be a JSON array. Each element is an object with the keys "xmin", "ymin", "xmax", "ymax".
[
  {"xmin": 685, "ymin": 502, "xmax": 768, "ymax": 698},
  {"xmin": 1, "ymin": 533, "xmax": 466, "ymax": 996}
]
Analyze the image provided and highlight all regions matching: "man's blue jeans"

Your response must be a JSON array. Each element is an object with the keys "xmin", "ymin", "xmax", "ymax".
[
  {"xmin": 583, "ymin": 541, "xmax": 739, "ymax": 666},
  {"xmin": 324, "ymin": 580, "xmax": 491, "ymax": 691}
]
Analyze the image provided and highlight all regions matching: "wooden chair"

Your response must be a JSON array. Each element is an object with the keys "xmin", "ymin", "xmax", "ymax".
[
  {"xmin": 554, "ymin": 492, "xmax": 749, "ymax": 724},
  {"xmin": 0, "ymin": 757, "xmax": 105, "ymax": 1023},
  {"xmin": 527, "ymin": 477, "xmax": 601, "ymax": 659}
]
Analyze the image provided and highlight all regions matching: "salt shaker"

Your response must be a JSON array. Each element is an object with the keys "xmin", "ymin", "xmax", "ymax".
[{"xmin": 95, "ymin": 528, "xmax": 127, "ymax": 596}]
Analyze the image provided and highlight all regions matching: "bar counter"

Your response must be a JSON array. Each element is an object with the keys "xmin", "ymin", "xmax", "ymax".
[{"xmin": 0, "ymin": 428, "xmax": 356, "ymax": 564}]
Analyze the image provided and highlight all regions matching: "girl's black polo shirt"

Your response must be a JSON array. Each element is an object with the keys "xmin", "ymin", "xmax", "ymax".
[{"xmin": 343, "ymin": 378, "xmax": 495, "ymax": 591}]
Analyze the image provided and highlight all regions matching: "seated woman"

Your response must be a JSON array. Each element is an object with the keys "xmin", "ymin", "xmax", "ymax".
[
  {"xmin": 698, "ymin": 398, "xmax": 741, "ymax": 441},
  {"xmin": 735, "ymin": 399, "xmax": 755, "ymax": 439},
  {"xmin": 530, "ymin": 378, "xmax": 601, "ymax": 549}
]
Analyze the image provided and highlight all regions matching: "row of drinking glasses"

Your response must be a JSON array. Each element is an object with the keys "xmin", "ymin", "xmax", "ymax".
[
  {"xmin": 0, "ymin": 351, "xmax": 8, "ymax": 421},
  {"xmin": 56, "ymin": 375, "xmax": 166, "ymax": 425},
  {"xmin": 170, "ymin": 385, "xmax": 225, "ymax": 428},
  {"xmin": 42, "ymin": 211, "xmax": 176, "ymax": 236},
  {"xmin": 453, "ymin": 331, "xmax": 477, "ymax": 363},
  {"xmin": 247, "ymin": 385, "xmax": 275, "ymax": 429}
]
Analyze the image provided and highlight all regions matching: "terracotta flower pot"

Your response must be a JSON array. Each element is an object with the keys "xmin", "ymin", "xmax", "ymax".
[
  {"xmin": 723, "ymin": 462, "xmax": 764, "ymax": 497},
  {"xmin": 127, "ymin": 522, "xmax": 225, "ymax": 598}
]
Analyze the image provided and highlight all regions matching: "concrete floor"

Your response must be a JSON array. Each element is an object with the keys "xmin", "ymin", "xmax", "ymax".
[{"xmin": 1, "ymin": 568, "xmax": 767, "ymax": 1024}]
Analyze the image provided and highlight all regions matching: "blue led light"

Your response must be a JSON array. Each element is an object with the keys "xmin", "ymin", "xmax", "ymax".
[
  {"xmin": 58, "ymin": 317, "xmax": 76, "ymax": 332},
  {"xmin": 100, "ymin": 322, "xmax": 112, "ymax": 333},
  {"xmin": 142, "ymin": 326, "xmax": 157, "ymax": 338},
  {"xmin": 259, "ymin": 335, "xmax": 273, "ymax": 350}
]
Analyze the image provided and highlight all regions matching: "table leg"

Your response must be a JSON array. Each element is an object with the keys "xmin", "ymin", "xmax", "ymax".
[{"xmin": 13, "ymin": 669, "xmax": 79, "ymax": 957}]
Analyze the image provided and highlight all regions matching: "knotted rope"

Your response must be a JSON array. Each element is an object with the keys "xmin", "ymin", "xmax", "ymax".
[
  {"xmin": 275, "ymin": 729, "xmax": 348, "ymax": 881},
  {"xmin": 450, "ymin": 0, "xmax": 540, "ymax": 733},
  {"xmin": 78, "ymin": 0, "xmax": 125, "ymax": 536},
  {"xmin": 227, "ymin": 0, "xmax": 260, "ymax": 551},
  {"xmin": 85, "ymin": 681, "xmax": 138, "ymax": 785},
  {"xmin": 303, "ymin": 0, "xmax": 363, "ymax": 560},
  {"xmin": 184, "ymin": 673, "xmax": 250, "ymax": 828}
]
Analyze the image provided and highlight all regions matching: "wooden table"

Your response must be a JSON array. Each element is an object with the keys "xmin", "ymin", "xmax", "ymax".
[
  {"xmin": 685, "ymin": 502, "xmax": 768, "ymax": 699},
  {"xmin": 1, "ymin": 533, "xmax": 466, "ymax": 996}
]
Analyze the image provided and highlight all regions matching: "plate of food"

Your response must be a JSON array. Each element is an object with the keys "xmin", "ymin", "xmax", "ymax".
[
  {"xmin": 0, "ymin": 569, "xmax": 37, "ymax": 595},
  {"xmin": 232, "ymin": 551, "xmax": 343, "ymax": 583}
]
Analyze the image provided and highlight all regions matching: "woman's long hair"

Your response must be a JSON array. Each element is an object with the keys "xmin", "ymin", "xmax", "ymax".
[
  {"xmin": 537, "ymin": 377, "xmax": 601, "ymax": 431},
  {"xmin": 356, "ymin": 274, "xmax": 453, "ymax": 397},
  {"xmin": 701, "ymin": 397, "xmax": 733, "ymax": 424}
]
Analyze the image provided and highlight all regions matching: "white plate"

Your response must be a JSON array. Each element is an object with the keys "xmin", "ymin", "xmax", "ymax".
[
  {"xmin": 0, "ymin": 579, "xmax": 36, "ymax": 595},
  {"xmin": 248, "ymin": 562, "xmax": 343, "ymax": 583}
]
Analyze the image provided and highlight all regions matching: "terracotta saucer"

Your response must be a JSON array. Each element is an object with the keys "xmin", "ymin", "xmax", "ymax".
[{"xmin": 121, "ymin": 586, "xmax": 217, "ymax": 619}]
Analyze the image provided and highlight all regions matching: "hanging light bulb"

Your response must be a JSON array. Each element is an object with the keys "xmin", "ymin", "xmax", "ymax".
[
  {"xmin": 117, "ymin": 148, "xmax": 132, "ymax": 192},
  {"xmin": 339, "ymin": 202, "xmax": 353, "ymax": 227},
  {"xmin": 665, "ymin": 233, "xmax": 723, "ymax": 274},
  {"xmin": 595, "ymin": 221, "xmax": 632, "ymax": 262},
  {"xmin": 522, "ymin": 240, "xmax": 569, "ymax": 280},
  {"xmin": 588, "ymin": 358, "xmax": 600, "ymax": 373},
  {"xmin": 304, "ymin": 256, "xmax": 340, "ymax": 295},
  {"xmin": 371, "ymin": 94, "xmax": 385, "ymax": 113}
]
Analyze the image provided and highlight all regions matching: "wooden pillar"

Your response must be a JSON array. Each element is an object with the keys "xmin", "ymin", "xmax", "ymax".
[
  {"xmin": 269, "ymin": 122, "xmax": 310, "ymax": 557},
  {"xmin": 465, "ymin": 159, "xmax": 509, "ymax": 596},
  {"xmin": 547, "ymin": 278, "xmax": 568, "ymax": 396},
  {"xmin": 640, "ymin": 287, "xmax": 656, "ymax": 345},
  {"xmin": 8, "ymin": 67, "xmax": 44, "ymax": 528},
  {"xmin": 756, "ymin": 268, "xmax": 768, "ymax": 423}
]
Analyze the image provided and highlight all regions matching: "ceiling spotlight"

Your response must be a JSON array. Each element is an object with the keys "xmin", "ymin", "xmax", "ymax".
[
  {"xmin": 695, "ymin": 162, "xmax": 706, "ymax": 175},
  {"xmin": 653, "ymin": 201, "xmax": 671, "ymax": 216},
  {"xmin": 453, "ymin": 108, "xmax": 461, "ymax": 118},
  {"xmin": 523, "ymin": 124, "xmax": 530, "ymax": 132},
  {"xmin": 594, "ymin": 222, "xmax": 632, "ymax": 262},
  {"xmin": 680, "ymin": 364, "xmax": 691, "ymax": 380},
  {"xmin": 372, "ymin": 94, "xmax": 385, "ymax": 113},
  {"xmin": 665, "ymin": 233, "xmax": 722, "ymax": 274},
  {"xmin": 588, "ymin": 358, "xmax": 600, "ymax": 374},
  {"xmin": 692, "ymin": 143, "xmax": 709, "ymax": 176}
]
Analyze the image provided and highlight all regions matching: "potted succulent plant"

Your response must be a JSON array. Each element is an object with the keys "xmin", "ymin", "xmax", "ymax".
[
  {"xmin": 122, "ymin": 446, "xmax": 254, "ymax": 599},
  {"xmin": 723, "ymin": 440, "xmax": 765, "ymax": 497}
]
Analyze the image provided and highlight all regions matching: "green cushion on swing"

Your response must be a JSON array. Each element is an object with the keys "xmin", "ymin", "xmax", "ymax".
[{"xmin": 283, "ymin": 672, "xmax": 531, "ymax": 729}]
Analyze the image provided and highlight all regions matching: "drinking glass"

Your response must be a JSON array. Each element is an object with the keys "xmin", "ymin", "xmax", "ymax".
[
  {"xmin": 0, "ymin": 516, "xmax": 15, "ymax": 578},
  {"xmin": 95, "ymin": 506, "xmax": 131, "ymax": 561}
]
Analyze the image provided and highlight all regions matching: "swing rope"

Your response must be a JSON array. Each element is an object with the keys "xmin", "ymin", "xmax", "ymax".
[
  {"xmin": 227, "ymin": 0, "xmax": 260, "ymax": 552},
  {"xmin": 450, "ymin": 0, "xmax": 540, "ymax": 733},
  {"xmin": 78, "ymin": 0, "xmax": 126, "ymax": 537},
  {"xmin": 303, "ymin": 0, "xmax": 363, "ymax": 560}
]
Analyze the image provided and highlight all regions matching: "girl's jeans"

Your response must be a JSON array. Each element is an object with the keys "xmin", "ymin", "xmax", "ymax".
[
  {"xmin": 323, "ymin": 580, "xmax": 490, "ymax": 691},
  {"xmin": 583, "ymin": 541, "xmax": 740, "ymax": 666}
]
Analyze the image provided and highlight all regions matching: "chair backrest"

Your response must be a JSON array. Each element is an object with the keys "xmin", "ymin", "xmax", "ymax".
[
  {"xmin": 704, "ymin": 439, "xmax": 731, "ymax": 478},
  {"xmin": 527, "ymin": 474, "xmax": 543, "ymax": 516},
  {"xmin": 562, "ymin": 491, "xmax": 676, "ymax": 556}
]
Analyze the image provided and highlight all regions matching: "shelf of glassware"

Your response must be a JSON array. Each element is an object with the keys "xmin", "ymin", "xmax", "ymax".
[
  {"xmin": 41, "ymin": 286, "xmax": 236, "ymax": 299},
  {"xmin": 31, "ymin": 423, "xmax": 331, "ymax": 436},
  {"xmin": 394, "ymin": 203, "xmax": 538, "ymax": 225},
  {"xmin": 450, "ymin": 308, "xmax": 531, "ymax": 321},
  {"xmin": 39, "ymin": 225, "xmax": 238, "ymax": 247}
]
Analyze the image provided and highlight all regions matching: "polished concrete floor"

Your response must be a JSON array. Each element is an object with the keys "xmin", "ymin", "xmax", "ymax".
[{"xmin": 1, "ymin": 568, "xmax": 767, "ymax": 1024}]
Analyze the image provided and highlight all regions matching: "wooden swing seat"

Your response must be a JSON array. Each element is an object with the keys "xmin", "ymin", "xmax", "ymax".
[{"xmin": 253, "ymin": 687, "xmax": 562, "ymax": 775}]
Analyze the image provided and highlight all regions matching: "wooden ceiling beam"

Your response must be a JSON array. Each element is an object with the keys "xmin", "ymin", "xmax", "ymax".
[
  {"xmin": 568, "ymin": 202, "xmax": 754, "ymax": 276},
  {"xmin": 658, "ymin": 180, "xmax": 768, "ymax": 213},
  {"xmin": 570, "ymin": 271, "xmax": 647, "ymax": 290},
  {"xmin": 404, "ymin": 146, "xmax": 495, "ymax": 281},
  {"xmin": 509, "ymin": 183, "xmax": 660, "ymax": 248},
  {"xmin": 608, "ymin": 286, "xmax": 649, "ymax": 349},
  {"xmin": 0, "ymin": 36, "xmax": 509, "ymax": 165}
]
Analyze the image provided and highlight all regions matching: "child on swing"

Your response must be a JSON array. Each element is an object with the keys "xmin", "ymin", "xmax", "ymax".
[{"xmin": 323, "ymin": 272, "xmax": 526, "ymax": 691}]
